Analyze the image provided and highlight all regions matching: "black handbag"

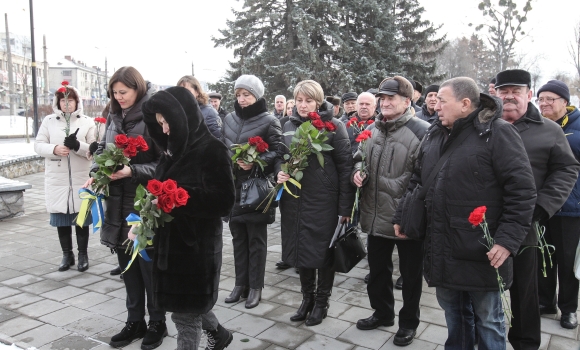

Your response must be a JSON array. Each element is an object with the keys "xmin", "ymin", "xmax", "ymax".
[
  {"xmin": 331, "ymin": 223, "xmax": 367, "ymax": 273},
  {"xmin": 400, "ymin": 128, "xmax": 473, "ymax": 240},
  {"xmin": 239, "ymin": 167, "xmax": 278, "ymax": 210}
]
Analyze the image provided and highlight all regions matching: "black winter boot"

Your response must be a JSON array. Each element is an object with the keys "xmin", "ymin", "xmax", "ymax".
[
  {"xmin": 76, "ymin": 225, "xmax": 89, "ymax": 272},
  {"xmin": 57, "ymin": 227, "xmax": 75, "ymax": 271},
  {"xmin": 305, "ymin": 267, "xmax": 335, "ymax": 326},
  {"xmin": 225, "ymin": 286, "xmax": 249, "ymax": 303},
  {"xmin": 141, "ymin": 320, "xmax": 168, "ymax": 350},
  {"xmin": 206, "ymin": 324, "xmax": 233, "ymax": 350},
  {"xmin": 110, "ymin": 320, "xmax": 147, "ymax": 348},
  {"xmin": 291, "ymin": 268, "xmax": 316, "ymax": 322}
]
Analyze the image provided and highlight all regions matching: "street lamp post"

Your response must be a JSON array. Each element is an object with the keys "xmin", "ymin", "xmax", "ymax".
[{"xmin": 29, "ymin": 0, "xmax": 39, "ymax": 137}]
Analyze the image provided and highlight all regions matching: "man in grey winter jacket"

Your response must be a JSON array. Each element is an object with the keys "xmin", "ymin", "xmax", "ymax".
[
  {"xmin": 496, "ymin": 69, "xmax": 580, "ymax": 349},
  {"xmin": 352, "ymin": 76, "xmax": 429, "ymax": 346}
]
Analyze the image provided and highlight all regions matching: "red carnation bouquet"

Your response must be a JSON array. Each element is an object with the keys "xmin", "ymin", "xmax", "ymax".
[
  {"xmin": 260, "ymin": 112, "xmax": 336, "ymax": 211},
  {"xmin": 468, "ymin": 206, "xmax": 512, "ymax": 325},
  {"xmin": 230, "ymin": 136, "xmax": 269, "ymax": 171},
  {"xmin": 89, "ymin": 134, "xmax": 149, "ymax": 196},
  {"xmin": 94, "ymin": 116, "xmax": 107, "ymax": 141},
  {"xmin": 352, "ymin": 128, "xmax": 373, "ymax": 216},
  {"xmin": 124, "ymin": 179, "xmax": 190, "ymax": 255}
]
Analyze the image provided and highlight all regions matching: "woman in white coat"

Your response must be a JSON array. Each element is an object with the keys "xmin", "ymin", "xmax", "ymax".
[{"xmin": 34, "ymin": 84, "xmax": 96, "ymax": 272}]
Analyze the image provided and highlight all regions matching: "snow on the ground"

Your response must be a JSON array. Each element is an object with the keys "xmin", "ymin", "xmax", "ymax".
[
  {"xmin": 0, "ymin": 343, "xmax": 35, "ymax": 350},
  {"xmin": 0, "ymin": 115, "xmax": 34, "ymax": 137}
]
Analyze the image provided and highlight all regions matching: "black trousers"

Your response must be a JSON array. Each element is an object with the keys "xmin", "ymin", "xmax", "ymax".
[
  {"xmin": 117, "ymin": 247, "xmax": 165, "ymax": 323},
  {"xmin": 538, "ymin": 216, "xmax": 580, "ymax": 313},
  {"xmin": 508, "ymin": 246, "xmax": 541, "ymax": 350},
  {"xmin": 229, "ymin": 221, "xmax": 267, "ymax": 289},
  {"xmin": 367, "ymin": 235, "xmax": 423, "ymax": 329}
]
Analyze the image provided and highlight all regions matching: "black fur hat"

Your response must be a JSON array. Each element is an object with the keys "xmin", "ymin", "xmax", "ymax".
[
  {"xmin": 142, "ymin": 86, "xmax": 207, "ymax": 159},
  {"xmin": 495, "ymin": 69, "xmax": 531, "ymax": 89}
]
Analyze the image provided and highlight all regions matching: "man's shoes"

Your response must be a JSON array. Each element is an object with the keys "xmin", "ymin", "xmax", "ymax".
[
  {"xmin": 110, "ymin": 265, "xmax": 122, "ymax": 276},
  {"xmin": 364, "ymin": 274, "xmax": 369, "ymax": 284},
  {"xmin": 109, "ymin": 320, "xmax": 147, "ymax": 348},
  {"xmin": 356, "ymin": 315, "xmax": 394, "ymax": 330},
  {"xmin": 539, "ymin": 304, "xmax": 558, "ymax": 315},
  {"xmin": 395, "ymin": 276, "xmax": 403, "ymax": 290},
  {"xmin": 276, "ymin": 260, "xmax": 291, "ymax": 269},
  {"xmin": 393, "ymin": 328, "xmax": 416, "ymax": 346},
  {"xmin": 561, "ymin": 313, "xmax": 578, "ymax": 329},
  {"xmin": 206, "ymin": 324, "xmax": 233, "ymax": 350},
  {"xmin": 141, "ymin": 320, "xmax": 167, "ymax": 350}
]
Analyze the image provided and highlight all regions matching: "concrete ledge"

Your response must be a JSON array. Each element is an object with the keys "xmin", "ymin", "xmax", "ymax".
[
  {"xmin": 0, "ymin": 155, "xmax": 44, "ymax": 179},
  {"xmin": 0, "ymin": 176, "xmax": 32, "ymax": 220}
]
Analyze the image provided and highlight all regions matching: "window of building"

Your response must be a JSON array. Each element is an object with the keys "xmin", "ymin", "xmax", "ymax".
[{"xmin": 62, "ymin": 70, "xmax": 72, "ymax": 77}]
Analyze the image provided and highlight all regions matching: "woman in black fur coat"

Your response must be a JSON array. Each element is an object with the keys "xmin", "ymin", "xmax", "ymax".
[
  {"xmin": 221, "ymin": 75, "xmax": 283, "ymax": 308},
  {"xmin": 141, "ymin": 86, "xmax": 235, "ymax": 349}
]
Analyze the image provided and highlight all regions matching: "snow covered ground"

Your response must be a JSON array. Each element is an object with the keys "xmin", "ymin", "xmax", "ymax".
[{"xmin": 0, "ymin": 115, "xmax": 35, "ymax": 137}]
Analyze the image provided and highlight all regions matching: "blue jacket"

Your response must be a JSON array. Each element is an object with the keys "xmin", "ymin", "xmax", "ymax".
[{"xmin": 556, "ymin": 106, "xmax": 580, "ymax": 217}]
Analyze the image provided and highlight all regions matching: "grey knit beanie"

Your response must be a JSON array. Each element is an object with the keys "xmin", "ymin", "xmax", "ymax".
[{"xmin": 234, "ymin": 75, "xmax": 264, "ymax": 99}]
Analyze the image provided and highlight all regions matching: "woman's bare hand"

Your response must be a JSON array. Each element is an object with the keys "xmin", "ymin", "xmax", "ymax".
[
  {"xmin": 82, "ymin": 178, "xmax": 94, "ymax": 188},
  {"xmin": 277, "ymin": 171, "xmax": 290, "ymax": 184},
  {"xmin": 53, "ymin": 145, "xmax": 70, "ymax": 156},
  {"xmin": 110, "ymin": 165, "xmax": 132, "ymax": 181},
  {"xmin": 237, "ymin": 159, "xmax": 254, "ymax": 171}
]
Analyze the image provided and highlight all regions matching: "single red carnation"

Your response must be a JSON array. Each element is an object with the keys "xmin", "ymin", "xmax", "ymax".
[
  {"xmin": 162, "ymin": 179, "xmax": 178, "ymax": 194},
  {"xmin": 57, "ymin": 87, "xmax": 66, "ymax": 93},
  {"xmin": 157, "ymin": 194, "xmax": 175, "ymax": 213},
  {"xmin": 174, "ymin": 187, "xmax": 190, "ymax": 207},
  {"xmin": 325, "ymin": 121, "xmax": 337, "ymax": 132},
  {"xmin": 123, "ymin": 144, "xmax": 137, "ymax": 158},
  {"xmin": 358, "ymin": 121, "xmax": 366, "ymax": 128},
  {"xmin": 355, "ymin": 129, "xmax": 372, "ymax": 143},
  {"xmin": 146, "ymin": 179, "xmax": 164, "ymax": 196},
  {"xmin": 256, "ymin": 141, "xmax": 269, "ymax": 153},
  {"xmin": 367, "ymin": 119, "xmax": 375, "ymax": 125},
  {"xmin": 308, "ymin": 112, "xmax": 321, "ymax": 120},
  {"xmin": 115, "ymin": 134, "xmax": 129, "ymax": 148},
  {"xmin": 312, "ymin": 119, "xmax": 325, "ymax": 130},
  {"xmin": 61, "ymin": 80, "xmax": 69, "ymax": 86},
  {"xmin": 347, "ymin": 117, "xmax": 358, "ymax": 127},
  {"xmin": 468, "ymin": 206, "xmax": 487, "ymax": 226},
  {"xmin": 248, "ymin": 136, "xmax": 264, "ymax": 146},
  {"xmin": 95, "ymin": 117, "xmax": 107, "ymax": 124}
]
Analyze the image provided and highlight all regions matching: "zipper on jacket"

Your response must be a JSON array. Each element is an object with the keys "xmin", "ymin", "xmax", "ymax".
[
  {"xmin": 370, "ymin": 138, "xmax": 388, "ymax": 233},
  {"xmin": 320, "ymin": 168, "xmax": 338, "ymax": 192},
  {"xmin": 387, "ymin": 148, "xmax": 395, "ymax": 175}
]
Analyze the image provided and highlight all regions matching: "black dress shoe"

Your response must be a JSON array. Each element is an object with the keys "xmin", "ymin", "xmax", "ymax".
[
  {"xmin": 276, "ymin": 260, "xmax": 291, "ymax": 269},
  {"xmin": 245, "ymin": 288, "xmax": 261, "ymax": 309},
  {"xmin": 364, "ymin": 274, "xmax": 369, "ymax": 284},
  {"xmin": 539, "ymin": 304, "xmax": 558, "ymax": 315},
  {"xmin": 395, "ymin": 276, "xmax": 403, "ymax": 290},
  {"xmin": 225, "ymin": 286, "xmax": 249, "ymax": 303},
  {"xmin": 561, "ymin": 312, "xmax": 578, "ymax": 329},
  {"xmin": 356, "ymin": 315, "xmax": 394, "ymax": 330},
  {"xmin": 110, "ymin": 265, "xmax": 122, "ymax": 276},
  {"xmin": 393, "ymin": 327, "xmax": 416, "ymax": 346}
]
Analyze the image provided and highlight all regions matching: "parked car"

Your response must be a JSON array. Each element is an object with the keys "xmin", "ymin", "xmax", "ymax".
[
  {"xmin": 18, "ymin": 108, "xmax": 34, "ymax": 116},
  {"xmin": 0, "ymin": 103, "xmax": 10, "ymax": 109}
]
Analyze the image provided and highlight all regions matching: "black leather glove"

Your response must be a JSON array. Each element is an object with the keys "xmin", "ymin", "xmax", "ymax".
[
  {"xmin": 64, "ymin": 128, "xmax": 80, "ymax": 152},
  {"xmin": 532, "ymin": 205, "xmax": 549, "ymax": 223},
  {"xmin": 88, "ymin": 141, "xmax": 99, "ymax": 155}
]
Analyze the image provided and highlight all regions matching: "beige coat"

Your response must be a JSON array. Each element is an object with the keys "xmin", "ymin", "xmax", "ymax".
[{"xmin": 34, "ymin": 88, "xmax": 97, "ymax": 214}]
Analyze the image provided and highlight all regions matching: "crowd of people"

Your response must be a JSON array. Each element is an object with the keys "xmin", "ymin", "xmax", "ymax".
[{"xmin": 33, "ymin": 66, "xmax": 580, "ymax": 350}]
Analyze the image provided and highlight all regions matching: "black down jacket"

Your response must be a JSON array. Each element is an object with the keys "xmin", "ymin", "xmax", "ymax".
[
  {"xmin": 142, "ymin": 86, "xmax": 235, "ymax": 315},
  {"xmin": 221, "ymin": 98, "xmax": 283, "ymax": 224},
  {"xmin": 276, "ymin": 101, "xmax": 355, "ymax": 269},
  {"xmin": 93, "ymin": 93, "xmax": 162, "ymax": 249},
  {"xmin": 395, "ymin": 94, "xmax": 536, "ymax": 291}
]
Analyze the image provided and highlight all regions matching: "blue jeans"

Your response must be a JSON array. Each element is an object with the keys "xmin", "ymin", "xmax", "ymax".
[{"xmin": 436, "ymin": 287, "xmax": 506, "ymax": 350}]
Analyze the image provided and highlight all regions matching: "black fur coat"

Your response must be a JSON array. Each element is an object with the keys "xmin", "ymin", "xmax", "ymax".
[{"xmin": 142, "ymin": 86, "xmax": 235, "ymax": 314}]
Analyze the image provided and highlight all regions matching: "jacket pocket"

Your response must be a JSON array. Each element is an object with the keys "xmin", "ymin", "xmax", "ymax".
[
  {"xmin": 449, "ymin": 216, "xmax": 489, "ymax": 262},
  {"xmin": 315, "ymin": 167, "xmax": 338, "ymax": 193}
]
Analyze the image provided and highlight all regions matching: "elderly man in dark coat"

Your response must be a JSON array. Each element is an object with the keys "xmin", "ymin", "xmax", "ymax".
[{"xmin": 142, "ymin": 86, "xmax": 235, "ymax": 349}]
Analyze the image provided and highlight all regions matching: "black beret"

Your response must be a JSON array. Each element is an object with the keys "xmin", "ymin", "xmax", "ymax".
[
  {"xmin": 341, "ymin": 92, "xmax": 358, "ymax": 103},
  {"xmin": 495, "ymin": 69, "xmax": 531, "ymax": 89},
  {"xmin": 424, "ymin": 85, "xmax": 439, "ymax": 96}
]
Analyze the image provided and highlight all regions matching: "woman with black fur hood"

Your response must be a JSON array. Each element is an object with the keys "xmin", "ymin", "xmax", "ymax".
[
  {"xmin": 141, "ymin": 86, "xmax": 235, "ymax": 349},
  {"xmin": 221, "ymin": 75, "xmax": 283, "ymax": 309}
]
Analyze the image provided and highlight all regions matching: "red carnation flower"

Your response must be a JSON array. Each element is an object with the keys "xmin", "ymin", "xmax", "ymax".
[
  {"xmin": 162, "ymin": 179, "xmax": 178, "ymax": 194},
  {"xmin": 157, "ymin": 194, "xmax": 175, "ymax": 213},
  {"xmin": 146, "ymin": 179, "xmax": 164, "ymax": 196},
  {"xmin": 308, "ymin": 112, "xmax": 321, "ymax": 120},
  {"xmin": 256, "ymin": 141, "xmax": 269, "ymax": 153},
  {"xmin": 468, "ymin": 206, "xmax": 487, "ymax": 226},
  {"xmin": 248, "ymin": 136, "xmax": 264, "ymax": 146},
  {"xmin": 367, "ymin": 119, "xmax": 375, "ymax": 125},
  {"xmin": 325, "ymin": 121, "xmax": 337, "ymax": 132},
  {"xmin": 174, "ymin": 187, "xmax": 190, "ymax": 207},
  {"xmin": 312, "ymin": 119, "xmax": 325, "ymax": 130},
  {"xmin": 57, "ymin": 87, "xmax": 66, "ymax": 93},
  {"xmin": 95, "ymin": 117, "xmax": 107, "ymax": 124},
  {"xmin": 355, "ymin": 129, "xmax": 372, "ymax": 143},
  {"xmin": 115, "ymin": 134, "xmax": 129, "ymax": 148},
  {"xmin": 61, "ymin": 80, "xmax": 69, "ymax": 86},
  {"xmin": 123, "ymin": 144, "xmax": 137, "ymax": 158},
  {"xmin": 358, "ymin": 121, "xmax": 366, "ymax": 128},
  {"xmin": 347, "ymin": 117, "xmax": 358, "ymax": 128}
]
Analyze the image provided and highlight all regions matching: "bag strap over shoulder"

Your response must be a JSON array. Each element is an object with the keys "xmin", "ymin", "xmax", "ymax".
[{"xmin": 418, "ymin": 127, "xmax": 473, "ymax": 199}]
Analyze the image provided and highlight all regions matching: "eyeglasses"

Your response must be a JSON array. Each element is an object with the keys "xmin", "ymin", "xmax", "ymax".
[{"xmin": 538, "ymin": 97, "xmax": 563, "ymax": 104}]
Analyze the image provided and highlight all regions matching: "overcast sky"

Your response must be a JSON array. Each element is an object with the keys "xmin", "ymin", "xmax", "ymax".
[{"xmin": 3, "ymin": 0, "xmax": 579, "ymax": 89}]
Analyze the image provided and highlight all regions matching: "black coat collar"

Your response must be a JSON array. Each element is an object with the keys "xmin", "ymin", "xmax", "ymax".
[{"xmin": 234, "ymin": 98, "xmax": 268, "ymax": 120}]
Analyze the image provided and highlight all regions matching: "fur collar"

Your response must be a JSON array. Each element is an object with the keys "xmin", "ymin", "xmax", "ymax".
[{"xmin": 234, "ymin": 98, "xmax": 268, "ymax": 120}]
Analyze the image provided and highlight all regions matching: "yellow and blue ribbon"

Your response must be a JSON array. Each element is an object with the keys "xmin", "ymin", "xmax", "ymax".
[
  {"xmin": 122, "ymin": 213, "xmax": 152, "ymax": 273},
  {"xmin": 276, "ymin": 178, "xmax": 301, "ymax": 200},
  {"xmin": 77, "ymin": 188, "xmax": 105, "ymax": 233}
]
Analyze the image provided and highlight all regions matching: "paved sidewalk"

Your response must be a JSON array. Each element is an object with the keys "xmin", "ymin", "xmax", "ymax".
[{"xmin": 0, "ymin": 172, "xmax": 578, "ymax": 349}]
